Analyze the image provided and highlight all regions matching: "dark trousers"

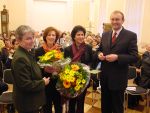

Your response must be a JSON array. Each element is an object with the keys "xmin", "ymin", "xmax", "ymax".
[
  {"xmin": 19, "ymin": 108, "xmax": 43, "ymax": 113},
  {"xmin": 19, "ymin": 110, "xmax": 41, "ymax": 113},
  {"xmin": 43, "ymin": 80, "xmax": 62, "ymax": 113},
  {"xmin": 101, "ymin": 86, "xmax": 124, "ymax": 113},
  {"xmin": 68, "ymin": 89, "xmax": 87, "ymax": 113}
]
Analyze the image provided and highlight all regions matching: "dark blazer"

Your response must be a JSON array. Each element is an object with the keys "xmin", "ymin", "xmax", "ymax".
[
  {"xmin": 99, "ymin": 28, "xmax": 138, "ymax": 90},
  {"xmin": 11, "ymin": 46, "xmax": 46, "ymax": 112},
  {"xmin": 64, "ymin": 44, "xmax": 93, "ymax": 65}
]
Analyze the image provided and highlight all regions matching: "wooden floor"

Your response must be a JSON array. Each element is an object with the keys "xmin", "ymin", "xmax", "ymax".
[
  {"xmin": 82, "ymin": 87, "xmax": 149, "ymax": 113},
  {"xmin": 1, "ymin": 86, "xmax": 149, "ymax": 113}
]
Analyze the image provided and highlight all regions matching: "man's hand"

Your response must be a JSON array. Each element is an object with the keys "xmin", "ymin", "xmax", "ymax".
[
  {"xmin": 105, "ymin": 54, "xmax": 118, "ymax": 62},
  {"xmin": 98, "ymin": 52, "xmax": 106, "ymax": 61}
]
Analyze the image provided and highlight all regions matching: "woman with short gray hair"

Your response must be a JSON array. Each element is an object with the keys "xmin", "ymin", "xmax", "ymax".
[{"xmin": 11, "ymin": 25, "xmax": 50, "ymax": 113}]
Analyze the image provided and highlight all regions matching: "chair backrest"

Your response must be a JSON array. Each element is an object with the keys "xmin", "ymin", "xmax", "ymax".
[
  {"xmin": 0, "ymin": 91, "xmax": 13, "ymax": 104},
  {"xmin": 3, "ymin": 69, "xmax": 13, "ymax": 84},
  {"xmin": 140, "ymin": 66, "xmax": 144, "ymax": 77},
  {"xmin": 128, "ymin": 66, "xmax": 137, "ymax": 79},
  {"xmin": 0, "ymin": 61, "xmax": 4, "ymax": 80}
]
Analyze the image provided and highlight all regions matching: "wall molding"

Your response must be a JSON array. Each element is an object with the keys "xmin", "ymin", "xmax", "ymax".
[{"xmin": 34, "ymin": 0, "xmax": 68, "ymax": 2}]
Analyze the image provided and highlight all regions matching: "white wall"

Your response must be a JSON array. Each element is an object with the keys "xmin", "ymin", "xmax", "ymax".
[
  {"xmin": 105, "ymin": 0, "xmax": 125, "ymax": 22},
  {"xmin": 7, "ymin": 0, "xmax": 26, "ymax": 31},
  {"xmin": 141, "ymin": 0, "xmax": 150, "ymax": 44},
  {"xmin": 26, "ymin": 0, "xmax": 73, "ymax": 32},
  {"xmin": 73, "ymin": 0, "xmax": 90, "ymax": 31}
]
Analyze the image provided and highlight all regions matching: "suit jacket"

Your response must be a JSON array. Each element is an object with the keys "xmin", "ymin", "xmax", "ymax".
[
  {"xmin": 64, "ymin": 44, "xmax": 93, "ymax": 66},
  {"xmin": 11, "ymin": 46, "xmax": 46, "ymax": 112},
  {"xmin": 99, "ymin": 28, "xmax": 138, "ymax": 90}
]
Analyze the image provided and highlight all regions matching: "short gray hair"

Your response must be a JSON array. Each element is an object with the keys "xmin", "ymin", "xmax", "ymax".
[{"xmin": 15, "ymin": 25, "xmax": 34, "ymax": 40}]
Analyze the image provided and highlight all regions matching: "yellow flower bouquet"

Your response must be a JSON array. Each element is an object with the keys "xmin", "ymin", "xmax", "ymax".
[
  {"xmin": 38, "ymin": 50, "xmax": 63, "ymax": 64},
  {"xmin": 38, "ymin": 50, "xmax": 71, "ymax": 68},
  {"xmin": 56, "ymin": 63, "xmax": 90, "ymax": 98},
  {"xmin": 37, "ymin": 50, "xmax": 71, "ymax": 77}
]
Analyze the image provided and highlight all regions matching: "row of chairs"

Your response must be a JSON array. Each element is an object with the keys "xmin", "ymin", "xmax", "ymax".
[
  {"xmin": 125, "ymin": 66, "xmax": 150, "ymax": 113},
  {"xmin": 0, "ymin": 69, "xmax": 13, "ymax": 113},
  {"xmin": 90, "ymin": 66, "xmax": 150, "ymax": 113}
]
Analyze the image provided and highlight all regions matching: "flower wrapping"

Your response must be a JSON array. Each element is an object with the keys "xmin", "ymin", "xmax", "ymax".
[{"xmin": 56, "ymin": 63, "xmax": 90, "ymax": 98}]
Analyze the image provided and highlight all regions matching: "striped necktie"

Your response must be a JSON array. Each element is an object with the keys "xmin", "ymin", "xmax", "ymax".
[{"xmin": 112, "ymin": 32, "xmax": 117, "ymax": 44}]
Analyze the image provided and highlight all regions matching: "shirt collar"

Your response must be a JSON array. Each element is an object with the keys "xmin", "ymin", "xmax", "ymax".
[{"xmin": 112, "ymin": 27, "xmax": 123, "ymax": 37}]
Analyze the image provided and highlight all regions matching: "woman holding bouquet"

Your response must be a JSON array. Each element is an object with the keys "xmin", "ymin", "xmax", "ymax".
[
  {"xmin": 35, "ymin": 26, "xmax": 62, "ymax": 113},
  {"xmin": 64, "ymin": 25, "xmax": 93, "ymax": 113}
]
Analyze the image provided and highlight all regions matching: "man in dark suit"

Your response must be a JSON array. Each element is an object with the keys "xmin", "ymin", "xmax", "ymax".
[{"xmin": 98, "ymin": 10, "xmax": 138, "ymax": 113}]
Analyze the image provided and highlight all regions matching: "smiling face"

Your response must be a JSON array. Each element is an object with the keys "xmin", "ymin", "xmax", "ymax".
[
  {"xmin": 110, "ymin": 12, "xmax": 124, "ymax": 31},
  {"xmin": 46, "ymin": 30, "xmax": 56, "ymax": 45},
  {"xmin": 18, "ymin": 32, "xmax": 34, "ymax": 51},
  {"xmin": 74, "ymin": 31, "xmax": 85, "ymax": 45}
]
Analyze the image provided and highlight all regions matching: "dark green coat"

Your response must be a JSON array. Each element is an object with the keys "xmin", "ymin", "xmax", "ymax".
[{"xmin": 11, "ymin": 46, "xmax": 46, "ymax": 112}]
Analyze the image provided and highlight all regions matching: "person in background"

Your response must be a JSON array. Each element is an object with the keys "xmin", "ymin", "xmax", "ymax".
[
  {"xmin": 34, "ymin": 31, "xmax": 42, "ymax": 49},
  {"xmin": 0, "ymin": 38, "xmax": 5, "ymax": 52},
  {"xmin": 0, "ymin": 39, "xmax": 19, "ymax": 69},
  {"xmin": 64, "ymin": 25, "xmax": 93, "ymax": 113},
  {"xmin": 10, "ymin": 31, "xmax": 16, "ymax": 41},
  {"xmin": 2, "ymin": 33, "xmax": 8, "ymax": 40},
  {"xmin": 58, "ymin": 32, "xmax": 66, "ymax": 47},
  {"xmin": 92, "ymin": 39, "xmax": 99, "ymax": 52},
  {"xmin": 11, "ymin": 25, "xmax": 50, "ymax": 113},
  {"xmin": 0, "ymin": 34, "xmax": 3, "ymax": 40},
  {"xmin": 0, "ymin": 39, "xmax": 12, "ymax": 66},
  {"xmin": 95, "ymin": 34, "xmax": 101, "ymax": 46},
  {"xmin": 140, "ymin": 44, "xmax": 150, "ymax": 88},
  {"xmin": 97, "ymin": 10, "xmax": 138, "ymax": 113},
  {"xmin": 35, "ymin": 26, "xmax": 62, "ymax": 113},
  {"xmin": 12, "ymin": 39, "xmax": 19, "ymax": 51},
  {"xmin": 84, "ymin": 34, "xmax": 93, "ymax": 45}
]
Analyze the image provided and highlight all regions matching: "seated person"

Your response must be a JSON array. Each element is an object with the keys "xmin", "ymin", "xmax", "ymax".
[
  {"xmin": 1, "ymin": 39, "xmax": 18, "ymax": 69},
  {"xmin": 1, "ymin": 39, "xmax": 12, "ymax": 68},
  {"xmin": 140, "ymin": 44, "xmax": 150, "ymax": 88},
  {"xmin": 91, "ymin": 39, "xmax": 99, "ymax": 52}
]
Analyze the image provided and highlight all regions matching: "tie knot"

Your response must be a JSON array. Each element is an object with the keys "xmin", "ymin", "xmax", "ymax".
[{"xmin": 113, "ymin": 32, "xmax": 117, "ymax": 37}]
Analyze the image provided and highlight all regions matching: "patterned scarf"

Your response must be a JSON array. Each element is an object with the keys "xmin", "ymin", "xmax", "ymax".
[
  {"xmin": 71, "ymin": 42, "xmax": 86, "ymax": 62},
  {"xmin": 42, "ymin": 43, "xmax": 60, "ymax": 52}
]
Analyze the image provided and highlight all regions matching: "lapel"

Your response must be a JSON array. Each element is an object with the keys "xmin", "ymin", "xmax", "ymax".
[
  {"xmin": 111, "ymin": 28, "xmax": 125, "ymax": 49},
  {"xmin": 106, "ymin": 31, "xmax": 113, "ymax": 51}
]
